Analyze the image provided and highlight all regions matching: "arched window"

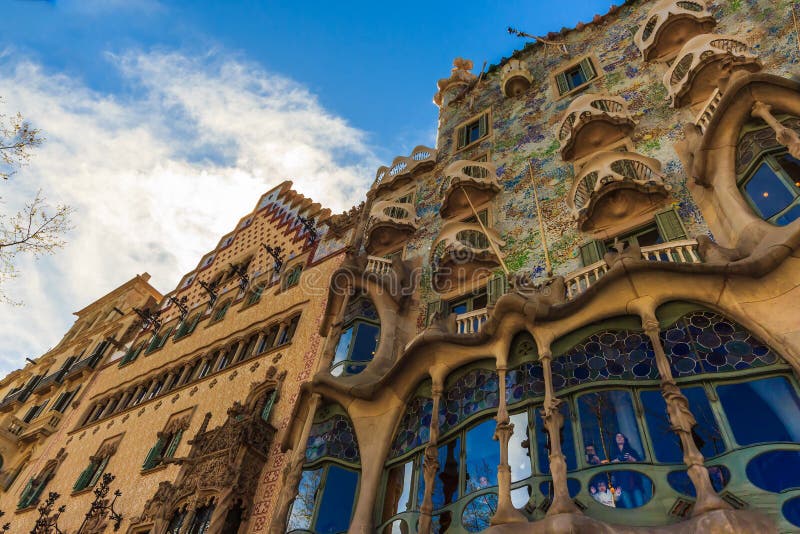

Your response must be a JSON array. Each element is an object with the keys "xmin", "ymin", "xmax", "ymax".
[
  {"xmin": 381, "ymin": 308, "xmax": 800, "ymax": 528},
  {"xmin": 330, "ymin": 296, "xmax": 380, "ymax": 377},
  {"xmin": 736, "ymin": 117, "xmax": 800, "ymax": 226},
  {"xmin": 287, "ymin": 405, "xmax": 360, "ymax": 533}
]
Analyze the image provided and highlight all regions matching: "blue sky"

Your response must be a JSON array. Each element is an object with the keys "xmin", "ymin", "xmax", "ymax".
[{"xmin": 0, "ymin": 0, "xmax": 614, "ymax": 372}]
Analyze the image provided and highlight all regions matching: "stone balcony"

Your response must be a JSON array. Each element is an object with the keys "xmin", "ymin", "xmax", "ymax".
[
  {"xmin": 665, "ymin": 34, "xmax": 761, "ymax": 108},
  {"xmin": 558, "ymin": 94, "xmax": 636, "ymax": 161},
  {"xmin": 431, "ymin": 221, "xmax": 505, "ymax": 292},
  {"xmin": 439, "ymin": 160, "xmax": 501, "ymax": 219},
  {"xmin": 370, "ymin": 146, "xmax": 436, "ymax": 197},
  {"xmin": 568, "ymin": 152, "xmax": 672, "ymax": 232},
  {"xmin": 18, "ymin": 412, "xmax": 62, "ymax": 444},
  {"xmin": 634, "ymin": 0, "xmax": 716, "ymax": 62},
  {"xmin": 565, "ymin": 239, "xmax": 702, "ymax": 298},
  {"xmin": 364, "ymin": 200, "xmax": 418, "ymax": 254},
  {"xmin": 0, "ymin": 388, "xmax": 29, "ymax": 414}
]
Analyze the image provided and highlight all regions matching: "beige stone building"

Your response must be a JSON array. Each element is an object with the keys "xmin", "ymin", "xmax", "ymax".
[{"xmin": 3, "ymin": 0, "xmax": 800, "ymax": 533}]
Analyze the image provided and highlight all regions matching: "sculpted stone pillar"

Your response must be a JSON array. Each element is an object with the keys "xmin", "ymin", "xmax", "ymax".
[
  {"xmin": 491, "ymin": 367, "xmax": 526, "ymax": 524},
  {"xmin": 642, "ymin": 315, "xmax": 729, "ymax": 516},
  {"xmin": 268, "ymin": 393, "xmax": 321, "ymax": 534},
  {"xmin": 539, "ymin": 343, "xmax": 580, "ymax": 516},
  {"xmin": 752, "ymin": 101, "xmax": 800, "ymax": 159},
  {"xmin": 418, "ymin": 378, "xmax": 443, "ymax": 534}
]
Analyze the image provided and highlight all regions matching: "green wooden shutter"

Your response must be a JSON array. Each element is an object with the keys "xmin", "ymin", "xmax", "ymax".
[
  {"xmin": 426, "ymin": 300, "xmax": 444, "ymax": 326},
  {"xmin": 478, "ymin": 113, "xmax": 488, "ymax": 139},
  {"xmin": 18, "ymin": 478, "xmax": 35, "ymax": 509},
  {"xmin": 158, "ymin": 327, "xmax": 174, "ymax": 349},
  {"xmin": 579, "ymin": 240, "xmax": 606, "ymax": 267},
  {"xmin": 187, "ymin": 313, "xmax": 201, "ymax": 334},
  {"xmin": 580, "ymin": 57, "xmax": 597, "ymax": 81},
  {"xmin": 457, "ymin": 125, "xmax": 467, "ymax": 149},
  {"xmin": 73, "ymin": 462, "xmax": 96, "ymax": 491},
  {"xmin": 29, "ymin": 476, "xmax": 49, "ymax": 505},
  {"xmin": 261, "ymin": 390, "xmax": 278, "ymax": 423},
  {"xmin": 654, "ymin": 208, "xmax": 688, "ymax": 242},
  {"xmin": 88, "ymin": 456, "xmax": 109, "ymax": 487},
  {"xmin": 487, "ymin": 273, "xmax": 508, "ymax": 306},
  {"xmin": 142, "ymin": 437, "xmax": 166, "ymax": 470},
  {"xmin": 164, "ymin": 430, "xmax": 183, "ymax": 459},
  {"xmin": 555, "ymin": 72, "xmax": 569, "ymax": 95}
]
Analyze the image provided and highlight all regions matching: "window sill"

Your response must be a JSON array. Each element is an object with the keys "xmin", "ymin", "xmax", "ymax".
[
  {"xmin": 454, "ymin": 135, "xmax": 490, "ymax": 155},
  {"xmin": 554, "ymin": 75, "xmax": 604, "ymax": 101},
  {"xmin": 140, "ymin": 464, "xmax": 169, "ymax": 476},
  {"xmin": 15, "ymin": 504, "xmax": 38, "ymax": 514},
  {"xmin": 71, "ymin": 487, "xmax": 94, "ymax": 496}
]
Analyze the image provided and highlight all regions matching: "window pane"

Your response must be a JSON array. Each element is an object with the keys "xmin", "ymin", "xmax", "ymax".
[
  {"xmin": 744, "ymin": 162, "xmax": 796, "ymax": 219},
  {"xmin": 418, "ymin": 438, "xmax": 461, "ymax": 510},
  {"xmin": 351, "ymin": 323, "xmax": 380, "ymax": 362},
  {"xmin": 775, "ymin": 202, "xmax": 800, "ymax": 226},
  {"xmin": 465, "ymin": 419, "xmax": 499, "ymax": 494},
  {"xmin": 588, "ymin": 470, "xmax": 653, "ymax": 509},
  {"xmin": 776, "ymin": 153, "xmax": 800, "ymax": 185},
  {"xmin": 287, "ymin": 469, "xmax": 321, "ymax": 531},
  {"xmin": 717, "ymin": 376, "xmax": 800, "ymax": 445},
  {"xmin": 509, "ymin": 412, "xmax": 532, "ymax": 482},
  {"xmin": 382, "ymin": 461, "xmax": 414, "ymax": 522},
  {"xmin": 332, "ymin": 327, "xmax": 353, "ymax": 367},
  {"xmin": 567, "ymin": 68, "xmax": 586, "ymax": 89},
  {"xmin": 578, "ymin": 390, "xmax": 644, "ymax": 465},
  {"xmin": 510, "ymin": 486, "xmax": 531, "ymax": 508},
  {"xmin": 641, "ymin": 386, "xmax": 725, "ymax": 463},
  {"xmin": 315, "ymin": 466, "xmax": 358, "ymax": 534},
  {"xmin": 746, "ymin": 450, "xmax": 800, "ymax": 493},
  {"xmin": 460, "ymin": 493, "xmax": 497, "ymax": 532},
  {"xmin": 535, "ymin": 402, "xmax": 577, "ymax": 473}
]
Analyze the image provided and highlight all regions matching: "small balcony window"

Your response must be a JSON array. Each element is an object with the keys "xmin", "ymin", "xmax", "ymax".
[
  {"xmin": 554, "ymin": 57, "xmax": 599, "ymax": 97},
  {"xmin": 456, "ymin": 111, "xmax": 490, "ymax": 150}
]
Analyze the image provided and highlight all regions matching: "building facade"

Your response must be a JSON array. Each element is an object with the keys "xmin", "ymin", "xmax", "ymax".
[{"xmin": 2, "ymin": 0, "xmax": 800, "ymax": 532}]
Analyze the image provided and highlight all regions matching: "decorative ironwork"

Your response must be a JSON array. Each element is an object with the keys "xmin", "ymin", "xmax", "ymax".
[
  {"xmin": 132, "ymin": 307, "xmax": 162, "ymax": 333},
  {"xmin": 77, "ymin": 473, "xmax": 123, "ymax": 533},
  {"xmin": 297, "ymin": 215, "xmax": 318, "ymax": 245},
  {"xmin": 167, "ymin": 295, "xmax": 189, "ymax": 322},
  {"xmin": 229, "ymin": 263, "xmax": 250, "ymax": 292},
  {"xmin": 29, "ymin": 492, "xmax": 65, "ymax": 534},
  {"xmin": 198, "ymin": 280, "xmax": 219, "ymax": 308},
  {"xmin": 262, "ymin": 243, "xmax": 285, "ymax": 274}
]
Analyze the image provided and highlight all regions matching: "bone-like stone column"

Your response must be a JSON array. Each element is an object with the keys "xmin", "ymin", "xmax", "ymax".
[
  {"xmin": 491, "ymin": 366, "xmax": 527, "ymax": 524},
  {"xmin": 539, "ymin": 343, "xmax": 580, "ymax": 516},
  {"xmin": 752, "ymin": 101, "xmax": 800, "ymax": 159},
  {"xmin": 268, "ymin": 393, "xmax": 321, "ymax": 534},
  {"xmin": 418, "ymin": 378, "xmax": 443, "ymax": 534},
  {"xmin": 642, "ymin": 315, "xmax": 729, "ymax": 516}
]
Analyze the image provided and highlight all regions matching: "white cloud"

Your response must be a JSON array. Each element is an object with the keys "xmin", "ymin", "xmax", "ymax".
[{"xmin": 0, "ymin": 50, "xmax": 378, "ymax": 374}]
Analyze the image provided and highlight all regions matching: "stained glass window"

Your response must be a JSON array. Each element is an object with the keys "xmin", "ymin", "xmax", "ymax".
[
  {"xmin": 439, "ymin": 368, "xmax": 499, "ymax": 433},
  {"xmin": 551, "ymin": 330, "xmax": 657, "ymax": 392},
  {"xmin": 390, "ymin": 395, "xmax": 433, "ymax": 458},
  {"xmin": 506, "ymin": 362, "xmax": 545, "ymax": 404},
  {"xmin": 660, "ymin": 310, "xmax": 780, "ymax": 377},
  {"xmin": 305, "ymin": 414, "xmax": 360, "ymax": 463}
]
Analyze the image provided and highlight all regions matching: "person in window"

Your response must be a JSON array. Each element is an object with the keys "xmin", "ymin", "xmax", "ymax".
[
  {"xmin": 610, "ymin": 433, "xmax": 640, "ymax": 463},
  {"xmin": 592, "ymin": 479, "xmax": 619, "ymax": 507},
  {"xmin": 585, "ymin": 443, "xmax": 603, "ymax": 465}
]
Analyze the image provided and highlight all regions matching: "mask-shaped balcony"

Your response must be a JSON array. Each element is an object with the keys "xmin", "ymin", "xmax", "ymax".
[
  {"xmin": 634, "ymin": 0, "xmax": 716, "ymax": 62},
  {"xmin": 665, "ymin": 34, "xmax": 761, "ymax": 108},
  {"xmin": 439, "ymin": 160, "xmax": 501, "ymax": 219},
  {"xmin": 371, "ymin": 146, "xmax": 437, "ymax": 198},
  {"xmin": 558, "ymin": 94, "xmax": 637, "ymax": 161},
  {"xmin": 364, "ymin": 200, "xmax": 418, "ymax": 254},
  {"xmin": 569, "ymin": 152, "xmax": 672, "ymax": 232},
  {"xmin": 500, "ymin": 59, "xmax": 533, "ymax": 98},
  {"xmin": 431, "ymin": 221, "xmax": 505, "ymax": 292}
]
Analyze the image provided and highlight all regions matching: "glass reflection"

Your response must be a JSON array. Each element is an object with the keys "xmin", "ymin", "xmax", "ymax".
[
  {"xmin": 383, "ymin": 460, "xmax": 414, "ymax": 522},
  {"xmin": 578, "ymin": 390, "xmax": 644, "ymax": 465},
  {"xmin": 746, "ymin": 450, "xmax": 800, "ymax": 493},
  {"xmin": 539, "ymin": 478, "xmax": 581, "ymax": 499},
  {"xmin": 315, "ymin": 466, "xmax": 359, "ymax": 533},
  {"xmin": 667, "ymin": 465, "xmax": 730, "ymax": 497},
  {"xmin": 429, "ymin": 511, "xmax": 452, "ymax": 534},
  {"xmin": 465, "ymin": 420, "xmax": 498, "ymax": 493},
  {"xmin": 717, "ymin": 376, "xmax": 800, "ymax": 445},
  {"xmin": 510, "ymin": 486, "xmax": 531, "ymax": 508},
  {"xmin": 535, "ymin": 403, "xmax": 577, "ymax": 473},
  {"xmin": 382, "ymin": 519, "xmax": 408, "ymax": 534},
  {"xmin": 588, "ymin": 471, "xmax": 653, "ymax": 509},
  {"xmin": 287, "ymin": 469, "xmax": 322, "ymax": 531},
  {"xmin": 783, "ymin": 496, "xmax": 800, "ymax": 528},
  {"xmin": 508, "ymin": 412, "xmax": 531, "ymax": 482},
  {"xmin": 641, "ymin": 387, "xmax": 726, "ymax": 463},
  {"xmin": 461, "ymin": 493, "xmax": 497, "ymax": 533},
  {"xmin": 417, "ymin": 439, "xmax": 461, "ymax": 511}
]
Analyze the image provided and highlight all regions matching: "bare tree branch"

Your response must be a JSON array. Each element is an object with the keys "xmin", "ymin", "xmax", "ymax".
[{"xmin": 0, "ymin": 97, "xmax": 43, "ymax": 181}]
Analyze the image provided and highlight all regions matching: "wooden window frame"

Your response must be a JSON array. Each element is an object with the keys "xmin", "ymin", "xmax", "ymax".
[
  {"xmin": 551, "ymin": 55, "xmax": 603, "ymax": 100},
  {"xmin": 454, "ymin": 109, "xmax": 492, "ymax": 153}
]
